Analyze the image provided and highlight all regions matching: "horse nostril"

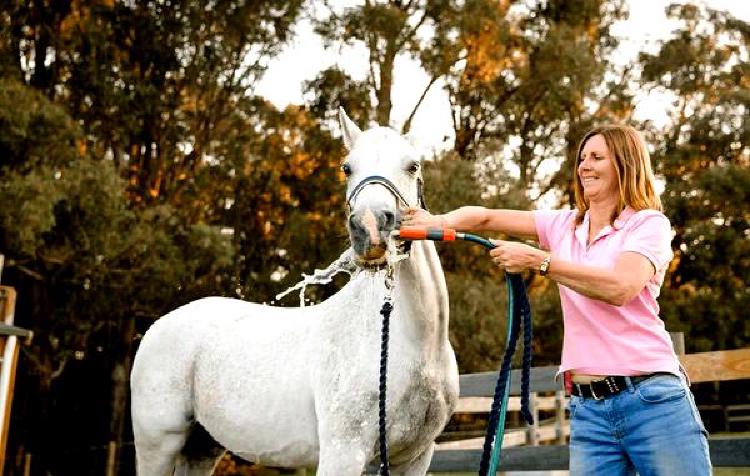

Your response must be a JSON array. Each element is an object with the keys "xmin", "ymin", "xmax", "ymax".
[
  {"xmin": 382, "ymin": 211, "xmax": 395, "ymax": 229},
  {"xmin": 349, "ymin": 214, "xmax": 360, "ymax": 231}
]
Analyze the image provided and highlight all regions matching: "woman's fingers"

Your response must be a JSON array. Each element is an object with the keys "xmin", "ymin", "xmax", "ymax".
[
  {"xmin": 402, "ymin": 208, "xmax": 434, "ymax": 226},
  {"xmin": 489, "ymin": 240, "xmax": 523, "ymax": 272}
]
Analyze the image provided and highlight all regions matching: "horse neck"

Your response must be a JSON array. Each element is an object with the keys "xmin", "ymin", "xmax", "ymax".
[{"xmin": 393, "ymin": 239, "xmax": 450, "ymax": 350}]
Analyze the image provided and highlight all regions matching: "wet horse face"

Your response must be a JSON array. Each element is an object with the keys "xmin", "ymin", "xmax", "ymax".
[{"xmin": 339, "ymin": 109, "xmax": 423, "ymax": 267}]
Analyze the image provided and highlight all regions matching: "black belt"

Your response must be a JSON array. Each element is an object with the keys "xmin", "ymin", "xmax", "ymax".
[{"xmin": 571, "ymin": 373, "xmax": 673, "ymax": 400}]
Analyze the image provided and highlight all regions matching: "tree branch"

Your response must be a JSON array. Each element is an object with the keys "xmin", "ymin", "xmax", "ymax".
[
  {"xmin": 395, "ymin": 7, "xmax": 428, "ymax": 51},
  {"xmin": 401, "ymin": 73, "xmax": 440, "ymax": 134}
]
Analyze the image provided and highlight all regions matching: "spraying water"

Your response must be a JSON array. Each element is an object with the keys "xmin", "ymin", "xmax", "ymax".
[{"xmin": 275, "ymin": 248, "xmax": 360, "ymax": 306}]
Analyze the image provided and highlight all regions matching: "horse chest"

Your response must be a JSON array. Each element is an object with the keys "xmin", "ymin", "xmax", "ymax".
[{"xmin": 315, "ymin": 337, "xmax": 456, "ymax": 458}]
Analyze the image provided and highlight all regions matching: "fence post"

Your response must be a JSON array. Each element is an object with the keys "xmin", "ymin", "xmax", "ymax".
[
  {"xmin": 555, "ymin": 390, "xmax": 567, "ymax": 444},
  {"xmin": 106, "ymin": 441, "xmax": 117, "ymax": 476},
  {"xmin": 526, "ymin": 392, "xmax": 539, "ymax": 446},
  {"xmin": 23, "ymin": 452, "xmax": 31, "ymax": 476},
  {"xmin": 0, "ymin": 287, "xmax": 19, "ymax": 476},
  {"xmin": 670, "ymin": 331, "xmax": 685, "ymax": 356}
]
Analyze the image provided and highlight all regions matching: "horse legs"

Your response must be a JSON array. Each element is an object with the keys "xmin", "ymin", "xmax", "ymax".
[
  {"xmin": 134, "ymin": 420, "xmax": 223, "ymax": 476},
  {"xmin": 390, "ymin": 443, "xmax": 435, "ymax": 476},
  {"xmin": 315, "ymin": 440, "xmax": 368, "ymax": 476},
  {"xmin": 174, "ymin": 454, "xmax": 223, "ymax": 476},
  {"xmin": 173, "ymin": 423, "xmax": 225, "ymax": 476},
  {"xmin": 133, "ymin": 427, "xmax": 188, "ymax": 476}
]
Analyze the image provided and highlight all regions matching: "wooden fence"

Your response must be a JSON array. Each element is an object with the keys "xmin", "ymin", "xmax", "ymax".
[
  {"xmin": 427, "ymin": 348, "xmax": 750, "ymax": 473},
  {"xmin": 0, "ymin": 286, "xmax": 32, "ymax": 476}
]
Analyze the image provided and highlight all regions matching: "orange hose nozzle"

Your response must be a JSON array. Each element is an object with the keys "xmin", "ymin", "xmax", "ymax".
[{"xmin": 398, "ymin": 226, "xmax": 456, "ymax": 241}]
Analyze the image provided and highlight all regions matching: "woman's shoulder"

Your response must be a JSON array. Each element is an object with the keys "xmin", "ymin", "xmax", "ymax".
[
  {"xmin": 534, "ymin": 208, "xmax": 577, "ymax": 221},
  {"xmin": 627, "ymin": 208, "xmax": 670, "ymax": 225},
  {"xmin": 620, "ymin": 208, "xmax": 672, "ymax": 234}
]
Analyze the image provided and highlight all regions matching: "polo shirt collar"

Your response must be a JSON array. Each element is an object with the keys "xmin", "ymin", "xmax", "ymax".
[
  {"xmin": 575, "ymin": 206, "xmax": 636, "ymax": 247},
  {"xmin": 613, "ymin": 206, "xmax": 636, "ymax": 230}
]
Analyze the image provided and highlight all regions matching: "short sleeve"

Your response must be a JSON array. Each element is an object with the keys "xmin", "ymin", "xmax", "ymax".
[
  {"xmin": 534, "ymin": 209, "xmax": 576, "ymax": 251},
  {"xmin": 621, "ymin": 211, "xmax": 674, "ymax": 273}
]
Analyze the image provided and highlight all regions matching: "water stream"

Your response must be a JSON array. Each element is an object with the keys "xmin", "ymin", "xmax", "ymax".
[{"xmin": 274, "ymin": 247, "xmax": 359, "ymax": 307}]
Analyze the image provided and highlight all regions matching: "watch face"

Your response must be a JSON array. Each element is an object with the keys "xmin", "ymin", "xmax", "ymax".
[{"xmin": 540, "ymin": 256, "xmax": 551, "ymax": 275}]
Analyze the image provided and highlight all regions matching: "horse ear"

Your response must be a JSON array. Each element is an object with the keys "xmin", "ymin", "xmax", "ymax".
[{"xmin": 338, "ymin": 107, "xmax": 362, "ymax": 151}]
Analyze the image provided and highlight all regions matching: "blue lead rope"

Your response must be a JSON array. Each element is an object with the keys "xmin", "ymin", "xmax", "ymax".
[
  {"xmin": 483, "ymin": 273, "xmax": 533, "ymax": 475},
  {"xmin": 386, "ymin": 230, "xmax": 534, "ymax": 475},
  {"xmin": 460, "ymin": 234, "xmax": 534, "ymax": 476}
]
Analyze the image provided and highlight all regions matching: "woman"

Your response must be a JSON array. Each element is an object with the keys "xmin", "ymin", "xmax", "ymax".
[{"xmin": 403, "ymin": 125, "xmax": 711, "ymax": 475}]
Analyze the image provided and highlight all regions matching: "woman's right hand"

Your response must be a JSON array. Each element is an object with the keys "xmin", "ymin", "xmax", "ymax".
[{"xmin": 401, "ymin": 207, "xmax": 446, "ymax": 228}]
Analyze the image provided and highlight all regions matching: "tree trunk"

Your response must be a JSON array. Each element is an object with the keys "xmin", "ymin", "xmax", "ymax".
[
  {"xmin": 108, "ymin": 315, "xmax": 135, "ymax": 476},
  {"xmin": 30, "ymin": 0, "xmax": 52, "ymax": 93},
  {"xmin": 375, "ymin": 42, "xmax": 397, "ymax": 127}
]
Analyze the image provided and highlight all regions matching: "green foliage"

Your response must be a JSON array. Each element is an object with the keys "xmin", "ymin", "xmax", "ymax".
[
  {"xmin": 0, "ymin": 79, "xmax": 81, "ymax": 172},
  {"xmin": 424, "ymin": 152, "xmax": 564, "ymax": 371},
  {"xmin": 0, "ymin": 165, "xmax": 65, "ymax": 256},
  {"xmin": 304, "ymin": 67, "xmax": 373, "ymax": 127},
  {"xmin": 640, "ymin": 5, "xmax": 750, "ymax": 353},
  {"xmin": 0, "ymin": 76, "xmax": 235, "ymax": 474},
  {"xmin": 1, "ymin": 1, "xmax": 748, "ymax": 473},
  {"xmin": 445, "ymin": 271, "xmax": 508, "ymax": 372}
]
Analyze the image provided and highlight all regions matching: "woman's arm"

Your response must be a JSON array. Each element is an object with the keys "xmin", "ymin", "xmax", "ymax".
[
  {"xmin": 404, "ymin": 206, "xmax": 538, "ymax": 240},
  {"xmin": 490, "ymin": 241, "xmax": 656, "ymax": 306},
  {"xmin": 547, "ymin": 252, "xmax": 656, "ymax": 306}
]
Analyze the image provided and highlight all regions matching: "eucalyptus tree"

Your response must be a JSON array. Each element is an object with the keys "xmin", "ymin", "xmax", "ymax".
[
  {"xmin": 640, "ymin": 4, "xmax": 750, "ymax": 352},
  {"xmin": 1, "ymin": 1, "xmax": 304, "ymax": 473},
  {"xmin": 424, "ymin": 0, "xmax": 628, "ymax": 202},
  {"xmin": 3, "ymin": 0, "xmax": 303, "ymax": 206}
]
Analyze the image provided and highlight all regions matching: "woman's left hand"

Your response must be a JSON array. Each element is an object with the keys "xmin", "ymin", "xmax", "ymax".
[{"xmin": 489, "ymin": 240, "xmax": 546, "ymax": 273}]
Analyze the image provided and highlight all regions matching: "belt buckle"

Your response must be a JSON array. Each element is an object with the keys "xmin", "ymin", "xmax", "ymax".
[{"xmin": 589, "ymin": 382, "xmax": 603, "ymax": 400}]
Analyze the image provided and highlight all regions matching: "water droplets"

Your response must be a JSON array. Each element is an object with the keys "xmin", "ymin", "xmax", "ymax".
[{"xmin": 275, "ymin": 248, "xmax": 359, "ymax": 306}]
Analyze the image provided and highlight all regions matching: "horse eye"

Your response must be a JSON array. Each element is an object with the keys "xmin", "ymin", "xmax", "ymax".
[
  {"xmin": 406, "ymin": 162, "xmax": 420, "ymax": 174},
  {"xmin": 341, "ymin": 163, "xmax": 352, "ymax": 177}
]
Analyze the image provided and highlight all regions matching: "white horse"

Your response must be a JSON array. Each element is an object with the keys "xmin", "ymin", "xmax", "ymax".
[{"xmin": 130, "ymin": 109, "xmax": 459, "ymax": 475}]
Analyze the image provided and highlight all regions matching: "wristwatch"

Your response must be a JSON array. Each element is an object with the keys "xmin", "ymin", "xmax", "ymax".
[{"xmin": 539, "ymin": 254, "xmax": 552, "ymax": 276}]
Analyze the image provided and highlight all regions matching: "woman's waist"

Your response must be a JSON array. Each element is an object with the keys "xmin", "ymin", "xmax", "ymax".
[{"xmin": 571, "ymin": 371, "xmax": 660, "ymax": 384}]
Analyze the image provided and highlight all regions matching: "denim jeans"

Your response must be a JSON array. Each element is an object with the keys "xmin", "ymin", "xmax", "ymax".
[{"xmin": 568, "ymin": 374, "xmax": 711, "ymax": 475}]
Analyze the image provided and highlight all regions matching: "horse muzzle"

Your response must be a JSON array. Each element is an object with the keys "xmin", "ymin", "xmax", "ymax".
[{"xmin": 347, "ymin": 209, "xmax": 400, "ymax": 267}]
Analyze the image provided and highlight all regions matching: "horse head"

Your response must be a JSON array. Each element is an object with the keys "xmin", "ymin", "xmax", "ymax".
[{"xmin": 339, "ymin": 108, "xmax": 424, "ymax": 268}]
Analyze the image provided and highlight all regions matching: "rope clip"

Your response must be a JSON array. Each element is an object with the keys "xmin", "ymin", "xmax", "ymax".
[{"xmin": 386, "ymin": 230, "xmax": 410, "ymax": 267}]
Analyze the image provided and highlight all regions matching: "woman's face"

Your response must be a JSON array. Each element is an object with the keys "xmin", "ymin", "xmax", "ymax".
[{"xmin": 578, "ymin": 134, "xmax": 618, "ymax": 203}]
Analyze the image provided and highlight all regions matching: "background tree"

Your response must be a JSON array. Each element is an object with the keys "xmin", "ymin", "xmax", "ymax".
[
  {"xmin": 0, "ymin": 78, "xmax": 233, "ymax": 474},
  {"xmin": 640, "ymin": 4, "xmax": 750, "ymax": 352},
  {"xmin": 1, "ymin": 0, "xmax": 749, "ymax": 473}
]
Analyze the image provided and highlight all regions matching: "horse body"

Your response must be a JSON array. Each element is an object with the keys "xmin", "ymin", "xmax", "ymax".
[{"xmin": 131, "ymin": 110, "xmax": 459, "ymax": 475}]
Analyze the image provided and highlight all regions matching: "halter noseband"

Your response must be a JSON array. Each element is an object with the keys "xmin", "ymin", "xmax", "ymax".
[
  {"xmin": 346, "ymin": 174, "xmax": 427, "ymax": 270},
  {"xmin": 346, "ymin": 175, "xmax": 427, "ymax": 211}
]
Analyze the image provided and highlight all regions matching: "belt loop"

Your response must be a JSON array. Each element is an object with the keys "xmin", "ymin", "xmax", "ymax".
[{"xmin": 624, "ymin": 376, "xmax": 635, "ymax": 391}]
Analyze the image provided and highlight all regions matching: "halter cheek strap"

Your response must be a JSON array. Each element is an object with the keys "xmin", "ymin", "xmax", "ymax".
[{"xmin": 417, "ymin": 176, "xmax": 428, "ymax": 210}]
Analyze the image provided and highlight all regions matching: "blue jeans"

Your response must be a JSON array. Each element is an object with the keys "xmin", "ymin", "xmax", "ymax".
[{"xmin": 568, "ymin": 374, "xmax": 711, "ymax": 475}]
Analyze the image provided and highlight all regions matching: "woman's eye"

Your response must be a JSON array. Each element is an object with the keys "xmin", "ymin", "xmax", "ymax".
[{"xmin": 341, "ymin": 163, "xmax": 352, "ymax": 176}]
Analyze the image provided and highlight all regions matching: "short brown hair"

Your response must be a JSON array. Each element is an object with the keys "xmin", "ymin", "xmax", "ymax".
[{"xmin": 573, "ymin": 125, "xmax": 662, "ymax": 224}]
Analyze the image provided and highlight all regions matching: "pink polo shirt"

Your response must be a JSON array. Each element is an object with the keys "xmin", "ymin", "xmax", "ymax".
[{"xmin": 534, "ymin": 206, "xmax": 680, "ymax": 376}]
